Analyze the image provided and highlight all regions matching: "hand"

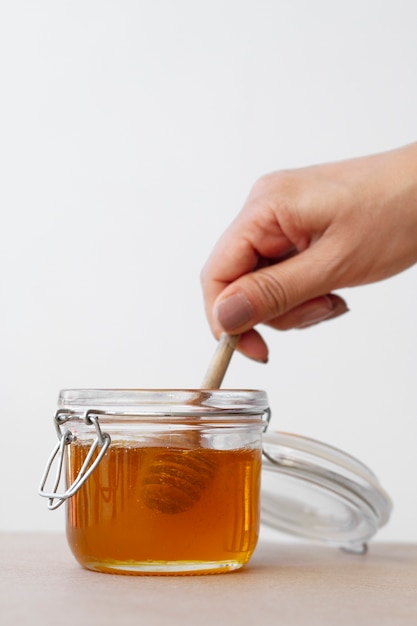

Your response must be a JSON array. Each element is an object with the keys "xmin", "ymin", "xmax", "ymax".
[{"xmin": 201, "ymin": 143, "xmax": 417, "ymax": 362}]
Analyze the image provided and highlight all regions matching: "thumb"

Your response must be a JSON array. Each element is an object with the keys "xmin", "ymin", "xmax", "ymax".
[{"xmin": 213, "ymin": 245, "xmax": 335, "ymax": 333}]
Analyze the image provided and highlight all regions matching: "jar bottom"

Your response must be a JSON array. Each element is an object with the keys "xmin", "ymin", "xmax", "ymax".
[{"xmin": 78, "ymin": 558, "xmax": 247, "ymax": 576}]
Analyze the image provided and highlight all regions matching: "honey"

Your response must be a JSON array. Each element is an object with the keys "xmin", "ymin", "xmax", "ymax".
[
  {"xmin": 66, "ymin": 441, "xmax": 262, "ymax": 575},
  {"xmin": 38, "ymin": 389, "xmax": 269, "ymax": 574}
]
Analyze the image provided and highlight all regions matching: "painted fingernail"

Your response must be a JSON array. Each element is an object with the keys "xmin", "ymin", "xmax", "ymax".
[
  {"xmin": 297, "ymin": 301, "xmax": 334, "ymax": 328},
  {"xmin": 297, "ymin": 297, "xmax": 348, "ymax": 328},
  {"xmin": 327, "ymin": 301, "xmax": 350, "ymax": 321},
  {"xmin": 215, "ymin": 293, "xmax": 253, "ymax": 332}
]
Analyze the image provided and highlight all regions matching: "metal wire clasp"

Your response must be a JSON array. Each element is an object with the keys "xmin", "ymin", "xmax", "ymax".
[
  {"xmin": 262, "ymin": 407, "xmax": 271, "ymax": 432},
  {"xmin": 39, "ymin": 409, "xmax": 111, "ymax": 510}
]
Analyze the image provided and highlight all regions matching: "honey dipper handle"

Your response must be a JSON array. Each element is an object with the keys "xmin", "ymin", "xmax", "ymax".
[{"xmin": 200, "ymin": 333, "xmax": 240, "ymax": 389}]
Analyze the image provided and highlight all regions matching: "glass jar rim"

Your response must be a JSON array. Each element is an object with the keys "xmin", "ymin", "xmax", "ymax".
[{"xmin": 58, "ymin": 388, "xmax": 269, "ymax": 417}]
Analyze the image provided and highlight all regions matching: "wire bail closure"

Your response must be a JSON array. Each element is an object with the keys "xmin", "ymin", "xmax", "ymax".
[
  {"xmin": 262, "ymin": 407, "xmax": 271, "ymax": 432},
  {"xmin": 39, "ymin": 409, "xmax": 111, "ymax": 510}
]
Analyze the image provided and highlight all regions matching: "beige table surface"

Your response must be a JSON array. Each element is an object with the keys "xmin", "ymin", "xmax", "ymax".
[{"xmin": 1, "ymin": 533, "xmax": 416, "ymax": 626}]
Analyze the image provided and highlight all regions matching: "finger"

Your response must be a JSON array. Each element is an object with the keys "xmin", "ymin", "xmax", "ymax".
[
  {"xmin": 200, "ymin": 201, "xmax": 298, "ymax": 330},
  {"xmin": 236, "ymin": 329, "xmax": 269, "ymax": 364},
  {"xmin": 213, "ymin": 239, "xmax": 340, "ymax": 334},
  {"xmin": 229, "ymin": 295, "xmax": 348, "ymax": 362},
  {"xmin": 265, "ymin": 294, "xmax": 348, "ymax": 330}
]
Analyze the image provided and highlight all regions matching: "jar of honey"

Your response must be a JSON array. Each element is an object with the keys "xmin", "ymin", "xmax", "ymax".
[
  {"xmin": 39, "ymin": 388, "xmax": 270, "ymax": 575},
  {"xmin": 40, "ymin": 388, "xmax": 393, "ymax": 574}
]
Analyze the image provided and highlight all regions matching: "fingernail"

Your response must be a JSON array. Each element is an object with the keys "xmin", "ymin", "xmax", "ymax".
[
  {"xmin": 298, "ymin": 297, "xmax": 348, "ymax": 328},
  {"xmin": 327, "ymin": 301, "xmax": 350, "ymax": 321},
  {"xmin": 215, "ymin": 293, "xmax": 253, "ymax": 332},
  {"xmin": 297, "ymin": 296, "xmax": 335, "ymax": 328}
]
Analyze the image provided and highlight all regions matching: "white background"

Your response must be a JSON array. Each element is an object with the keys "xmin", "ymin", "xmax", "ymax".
[{"xmin": 1, "ymin": 1, "xmax": 416, "ymax": 542}]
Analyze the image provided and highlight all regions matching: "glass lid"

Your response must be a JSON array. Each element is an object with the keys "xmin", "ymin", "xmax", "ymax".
[{"xmin": 261, "ymin": 431, "xmax": 393, "ymax": 553}]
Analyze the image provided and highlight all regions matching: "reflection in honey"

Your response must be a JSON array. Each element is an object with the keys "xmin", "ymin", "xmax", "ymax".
[{"xmin": 66, "ymin": 442, "xmax": 261, "ymax": 575}]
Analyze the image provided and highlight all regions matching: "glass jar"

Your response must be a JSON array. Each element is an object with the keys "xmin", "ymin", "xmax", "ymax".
[
  {"xmin": 39, "ymin": 389, "xmax": 270, "ymax": 575},
  {"xmin": 40, "ymin": 388, "xmax": 393, "ymax": 574}
]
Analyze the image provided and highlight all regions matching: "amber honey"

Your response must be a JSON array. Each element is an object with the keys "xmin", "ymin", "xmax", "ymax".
[{"xmin": 66, "ymin": 441, "xmax": 262, "ymax": 575}]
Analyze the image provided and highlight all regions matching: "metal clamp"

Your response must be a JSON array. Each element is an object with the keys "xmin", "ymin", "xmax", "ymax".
[
  {"xmin": 39, "ymin": 409, "xmax": 111, "ymax": 510},
  {"xmin": 262, "ymin": 407, "xmax": 271, "ymax": 432}
]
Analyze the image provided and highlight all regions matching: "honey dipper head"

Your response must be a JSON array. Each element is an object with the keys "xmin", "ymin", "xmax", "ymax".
[{"xmin": 142, "ymin": 447, "xmax": 216, "ymax": 514}]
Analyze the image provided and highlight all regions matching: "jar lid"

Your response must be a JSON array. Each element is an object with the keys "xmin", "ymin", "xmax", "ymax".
[{"xmin": 261, "ymin": 431, "xmax": 393, "ymax": 553}]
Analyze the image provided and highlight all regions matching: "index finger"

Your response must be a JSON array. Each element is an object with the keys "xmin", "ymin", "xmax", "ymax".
[{"xmin": 200, "ymin": 206, "xmax": 294, "ymax": 335}]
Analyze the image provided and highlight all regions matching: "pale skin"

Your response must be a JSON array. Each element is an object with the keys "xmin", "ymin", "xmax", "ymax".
[{"xmin": 201, "ymin": 143, "xmax": 417, "ymax": 363}]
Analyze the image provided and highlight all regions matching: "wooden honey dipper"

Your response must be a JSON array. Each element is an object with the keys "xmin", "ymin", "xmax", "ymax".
[
  {"xmin": 142, "ymin": 333, "xmax": 240, "ymax": 514},
  {"xmin": 199, "ymin": 332, "xmax": 240, "ymax": 389}
]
